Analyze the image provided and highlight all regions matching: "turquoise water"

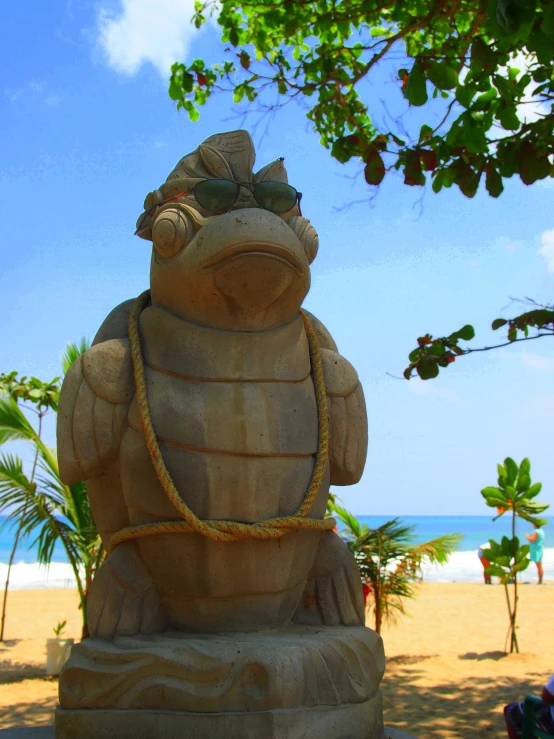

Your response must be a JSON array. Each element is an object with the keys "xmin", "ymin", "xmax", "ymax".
[{"xmin": 0, "ymin": 514, "xmax": 545, "ymax": 564}]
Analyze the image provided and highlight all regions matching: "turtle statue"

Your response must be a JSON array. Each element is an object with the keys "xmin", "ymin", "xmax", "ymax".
[{"xmin": 55, "ymin": 130, "xmax": 385, "ymax": 739}]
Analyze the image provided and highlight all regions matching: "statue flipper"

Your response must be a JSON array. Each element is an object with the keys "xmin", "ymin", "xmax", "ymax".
[
  {"xmin": 57, "ymin": 338, "xmax": 134, "ymax": 485},
  {"xmin": 320, "ymin": 348, "xmax": 368, "ymax": 486},
  {"xmin": 293, "ymin": 531, "xmax": 365, "ymax": 626},
  {"xmin": 88, "ymin": 541, "xmax": 167, "ymax": 639}
]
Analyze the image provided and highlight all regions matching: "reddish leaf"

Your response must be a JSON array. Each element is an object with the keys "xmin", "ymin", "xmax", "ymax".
[
  {"xmin": 239, "ymin": 51, "xmax": 251, "ymax": 70},
  {"xmin": 404, "ymin": 152, "xmax": 425, "ymax": 186},
  {"xmin": 364, "ymin": 149, "xmax": 385, "ymax": 185},
  {"xmin": 196, "ymin": 72, "xmax": 207, "ymax": 86},
  {"xmin": 420, "ymin": 149, "xmax": 438, "ymax": 171},
  {"xmin": 373, "ymin": 134, "xmax": 388, "ymax": 152}
]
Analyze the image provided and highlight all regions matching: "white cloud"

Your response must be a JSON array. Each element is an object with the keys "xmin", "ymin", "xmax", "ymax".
[
  {"xmin": 538, "ymin": 229, "xmax": 554, "ymax": 273},
  {"xmin": 494, "ymin": 236, "xmax": 521, "ymax": 252},
  {"xmin": 517, "ymin": 352, "xmax": 554, "ymax": 372},
  {"xmin": 97, "ymin": 0, "xmax": 204, "ymax": 77},
  {"xmin": 45, "ymin": 94, "xmax": 63, "ymax": 107},
  {"xmin": 4, "ymin": 83, "xmax": 61, "ymax": 107}
]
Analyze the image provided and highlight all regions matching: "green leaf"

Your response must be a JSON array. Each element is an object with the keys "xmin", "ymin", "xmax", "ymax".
[
  {"xmin": 456, "ymin": 86, "xmax": 474, "ymax": 108},
  {"xmin": 494, "ymin": 75, "xmax": 517, "ymax": 103},
  {"xmin": 452, "ymin": 325, "xmax": 475, "ymax": 341},
  {"xmin": 471, "ymin": 37, "xmax": 498, "ymax": 70},
  {"xmin": 426, "ymin": 62, "xmax": 458, "ymax": 90},
  {"xmin": 491, "ymin": 318, "xmax": 508, "ymax": 330},
  {"xmin": 404, "ymin": 60, "xmax": 428, "ymax": 107},
  {"xmin": 417, "ymin": 360, "xmax": 439, "ymax": 380},
  {"xmin": 516, "ymin": 473, "xmax": 531, "ymax": 492},
  {"xmin": 233, "ymin": 86, "xmax": 245, "ymax": 103},
  {"xmin": 528, "ymin": 29, "xmax": 553, "ymax": 63},
  {"xmin": 497, "ymin": 104, "xmax": 520, "ymax": 130},
  {"xmin": 486, "ymin": 564, "xmax": 510, "ymax": 578},
  {"xmin": 481, "ymin": 486, "xmax": 507, "ymax": 500},
  {"xmin": 474, "ymin": 87, "xmax": 498, "ymax": 110},
  {"xmin": 541, "ymin": 3, "xmax": 554, "ymax": 39},
  {"xmin": 485, "ymin": 168, "xmax": 504, "ymax": 198},
  {"xmin": 513, "ymin": 559, "xmax": 530, "ymax": 573},
  {"xmin": 519, "ymin": 458, "xmax": 531, "ymax": 476},
  {"xmin": 519, "ymin": 144, "xmax": 551, "ymax": 185},
  {"xmin": 419, "ymin": 124, "xmax": 433, "ymax": 141},
  {"xmin": 504, "ymin": 458, "xmax": 518, "ymax": 486},
  {"xmin": 168, "ymin": 78, "xmax": 183, "ymax": 101},
  {"xmin": 431, "ymin": 171, "xmax": 444, "ymax": 193},
  {"xmin": 523, "ymin": 482, "xmax": 542, "ymax": 499}
]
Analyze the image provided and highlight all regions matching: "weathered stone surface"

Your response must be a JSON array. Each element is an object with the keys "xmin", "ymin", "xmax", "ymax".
[
  {"xmin": 59, "ymin": 626, "xmax": 384, "ymax": 712},
  {"xmin": 56, "ymin": 129, "xmax": 378, "ymax": 737},
  {"xmin": 56, "ymin": 699, "xmax": 384, "ymax": 739}
]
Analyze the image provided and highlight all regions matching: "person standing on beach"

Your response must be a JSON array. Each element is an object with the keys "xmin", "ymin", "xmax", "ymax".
[
  {"xmin": 526, "ymin": 523, "xmax": 545, "ymax": 584},
  {"xmin": 478, "ymin": 543, "xmax": 492, "ymax": 584}
]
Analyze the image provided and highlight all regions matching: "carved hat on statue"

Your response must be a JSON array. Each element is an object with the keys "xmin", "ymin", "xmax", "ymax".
[
  {"xmin": 135, "ymin": 130, "xmax": 320, "ymax": 332},
  {"xmin": 135, "ymin": 130, "xmax": 318, "ymax": 265}
]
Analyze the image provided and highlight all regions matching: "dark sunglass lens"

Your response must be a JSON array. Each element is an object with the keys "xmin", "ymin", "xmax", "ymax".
[
  {"xmin": 193, "ymin": 179, "xmax": 239, "ymax": 212},
  {"xmin": 254, "ymin": 181, "xmax": 298, "ymax": 214}
]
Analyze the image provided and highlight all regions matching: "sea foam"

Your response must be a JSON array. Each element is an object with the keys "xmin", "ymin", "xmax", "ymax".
[{"xmin": 2, "ymin": 549, "xmax": 553, "ymax": 589}]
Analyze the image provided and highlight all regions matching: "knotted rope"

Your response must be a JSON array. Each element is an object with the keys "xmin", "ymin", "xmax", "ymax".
[{"xmin": 108, "ymin": 290, "xmax": 334, "ymax": 554}]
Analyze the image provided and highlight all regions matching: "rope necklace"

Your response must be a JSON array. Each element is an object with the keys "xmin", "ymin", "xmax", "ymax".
[{"xmin": 108, "ymin": 290, "xmax": 334, "ymax": 554}]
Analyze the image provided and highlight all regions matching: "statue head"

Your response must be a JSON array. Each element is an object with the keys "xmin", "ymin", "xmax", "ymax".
[{"xmin": 136, "ymin": 130, "xmax": 319, "ymax": 331}]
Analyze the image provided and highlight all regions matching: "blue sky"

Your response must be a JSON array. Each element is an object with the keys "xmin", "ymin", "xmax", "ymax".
[{"xmin": 1, "ymin": 0, "xmax": 554, "ymax": 518}]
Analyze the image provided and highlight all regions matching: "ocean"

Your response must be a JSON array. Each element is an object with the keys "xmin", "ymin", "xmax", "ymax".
[{"xmin": 1, "ymin": 515, "xmax": 552, "ymax": 589}]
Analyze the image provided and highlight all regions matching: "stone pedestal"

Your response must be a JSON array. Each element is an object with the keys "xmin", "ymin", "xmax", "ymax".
[{"xmin": 56, "ymin": 625, "xmax": 385, "ymax": 738}]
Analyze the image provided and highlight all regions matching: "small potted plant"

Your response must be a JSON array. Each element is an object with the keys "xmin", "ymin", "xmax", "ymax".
[{"xmin": 46, "ymin": 620, "xmax": 73, "ymax": 676}]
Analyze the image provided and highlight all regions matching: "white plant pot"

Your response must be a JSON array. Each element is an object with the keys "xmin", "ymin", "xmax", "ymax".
[{"xmin": 46, "ymin": 638, "xmax": 74, "ymax": 676}]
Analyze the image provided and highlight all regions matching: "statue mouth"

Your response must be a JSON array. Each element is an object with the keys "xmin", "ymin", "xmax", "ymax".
[{"xmin": 201, "ymin": 242, "xmax": 304, "ymax": 276}]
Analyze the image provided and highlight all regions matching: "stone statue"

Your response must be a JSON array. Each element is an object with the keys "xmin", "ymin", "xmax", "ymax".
[{"xmin": 55, "ymin": 130, "xmax": 385, "ymax": 738}]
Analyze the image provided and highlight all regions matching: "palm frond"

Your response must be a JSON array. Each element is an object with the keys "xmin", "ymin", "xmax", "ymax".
[
  {"xmin": 0, "ymin": 399, "xmax": 37, "ymax": 444},
  {"xmin": 330, "ymin": 502, "xmax": 361, "ymax": 538},
  {"xmin": 0, "ymin": 399, "xmax": 59, "ymax": 475},
  {"xmin": 408, "ymin": 533, "xmax": 463, "ymax": 567},
  {"xmin": 61, "ymin": 338, "xmax": 90, "ymax": 375}
]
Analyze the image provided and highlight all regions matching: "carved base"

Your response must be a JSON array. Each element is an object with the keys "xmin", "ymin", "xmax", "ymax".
[
  {"xmin": 56, "ymin": 625, "xmax": 385, "ymax": 738},
  {"xmin": 56, "ymin": 697, "xmax": 384, "ymax": 738}
]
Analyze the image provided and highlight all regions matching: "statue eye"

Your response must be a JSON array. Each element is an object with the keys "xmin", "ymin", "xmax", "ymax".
[
  {"xmin": 152, "ymin": 206, "xmax": 194, "ymax": 259},
  {"xmin": 288, "ymin": 216, "xmax": 319, "ymax": 264}
]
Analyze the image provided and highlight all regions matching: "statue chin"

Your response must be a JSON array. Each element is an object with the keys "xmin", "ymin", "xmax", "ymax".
[{"xmin": 211, "ymin": 253, "xmax": 304, "ymax": 329}]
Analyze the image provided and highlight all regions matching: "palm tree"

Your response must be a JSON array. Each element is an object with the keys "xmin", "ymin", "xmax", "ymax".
[
  {"xmin": 0, "ymin": 340, "xmax": 102, "ymax": 641},
  {"xmin": 330, "ymin": 501, "xmax": 462, "ymax": 634}
]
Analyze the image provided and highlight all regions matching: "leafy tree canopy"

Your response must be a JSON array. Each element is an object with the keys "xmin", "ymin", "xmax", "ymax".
[{"xmin": 169, "ymin": 0, "xmax": 554, "ymax": 198}]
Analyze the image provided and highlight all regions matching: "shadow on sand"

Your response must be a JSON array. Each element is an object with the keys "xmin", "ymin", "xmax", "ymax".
[{"xmin": 382, "ymin": 665, "xmax": 545, "ymax": 738}]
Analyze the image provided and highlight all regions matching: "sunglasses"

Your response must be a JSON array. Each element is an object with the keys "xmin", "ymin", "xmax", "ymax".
[{"xmin": 136, "ymin": 178, "xmax": 302, "ymax": 235}]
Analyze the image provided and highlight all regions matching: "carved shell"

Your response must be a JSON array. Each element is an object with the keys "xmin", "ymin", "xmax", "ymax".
[
  {"xmin": 288, "ymin": 216, "xmax": 319, "ymax": 264},
  {"xmin": 152, "ymin": 206, "xmax": 194, "ymax": 259}
]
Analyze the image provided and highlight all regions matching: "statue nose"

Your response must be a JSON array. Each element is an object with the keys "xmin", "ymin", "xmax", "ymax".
[{"xmin": 233, "ymin": 184, "xmax": 257, "ymax": 210}]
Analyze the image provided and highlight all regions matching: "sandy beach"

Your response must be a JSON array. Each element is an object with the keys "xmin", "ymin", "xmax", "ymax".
[{"xmin": 1, "ymin": 582, "xmax": 553, "ymax": 736}]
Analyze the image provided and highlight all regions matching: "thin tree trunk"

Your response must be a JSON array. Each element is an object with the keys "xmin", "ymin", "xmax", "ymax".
[
  {"xmin": 1, "ymin": 412, "xmax": 44, "ymax": 642},
  {"xmin": 373, "ymin": 582, "xmax": 382, "ymax": 634},
  {"xmin": 510, "ymin": 508, "xmax": 519, "ymax": 653},
  {"xmin": 0, "ymin": 516, "xmax": 25, "ymax": 641}
]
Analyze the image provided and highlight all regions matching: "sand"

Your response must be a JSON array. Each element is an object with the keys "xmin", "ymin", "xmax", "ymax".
[{"xmin": 0, "ymin": 582, "xmax": 552, "ymax": 736}]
